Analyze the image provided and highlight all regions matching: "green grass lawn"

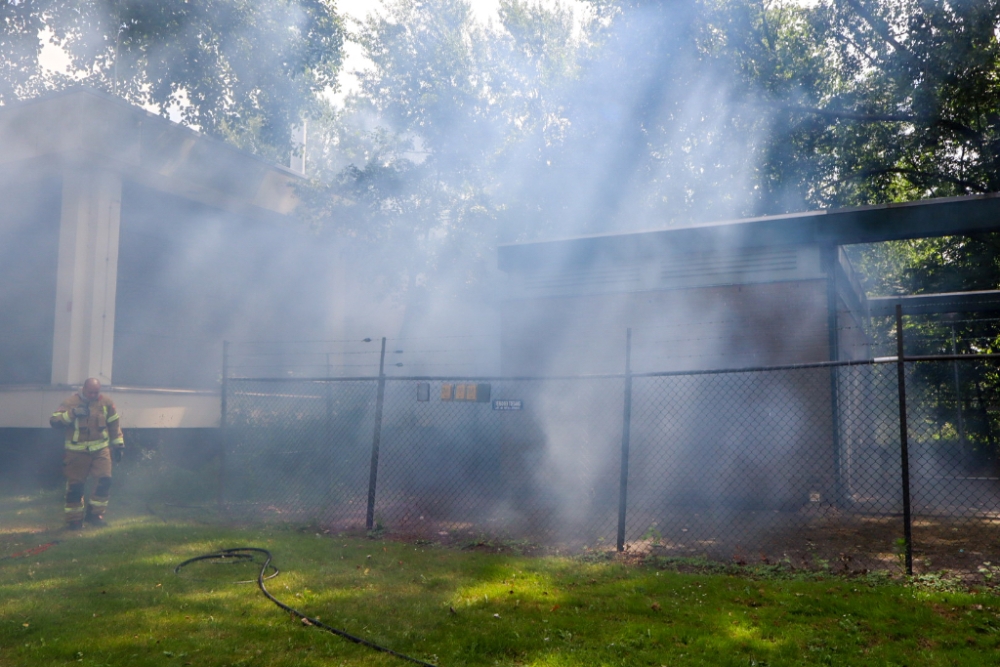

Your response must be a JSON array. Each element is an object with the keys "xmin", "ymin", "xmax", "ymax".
[{"xmin": 2, "ymin": 490, "xmax": 1000, "ymax": 666}]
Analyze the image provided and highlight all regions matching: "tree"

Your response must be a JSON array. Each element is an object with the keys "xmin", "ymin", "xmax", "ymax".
[
  {"xmin": 555, "ymin": 1, "xmax": 1000, "ymax": 219},
  {"xmin": 517, "ymin": 0, "xmax": 775, "ymax": 232},
  {"xmin": 309, "ymin": 0, "xmax": 1000, "ymax": 280},
  {"xmin": 303, "ymin": 0, "xmax": 589, "ymax": 297},
  {"xmin": 0, "ymin": 0, "xmax": 344, "ymax": 157},
  {"xmin": 705, "ymin": 0, "xmax": 1000, "ymax": 209}
]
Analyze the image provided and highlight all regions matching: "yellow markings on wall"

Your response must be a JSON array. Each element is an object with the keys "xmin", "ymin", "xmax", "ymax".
[{"xmin": 440, "ymin": 383, "xmax": 491, "ymax": 402}]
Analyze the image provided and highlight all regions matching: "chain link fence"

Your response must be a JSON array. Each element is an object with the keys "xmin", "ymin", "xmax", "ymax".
[
  {"xmin": 223, "ymin": 379, "xmax": 377, "ymax": 524},
  {"xmin": 224, "ymin": 376, "xmax": 627, "ymax": 545},
  {"xmin": 219, "ymin": 337, "xmax": 1000, "ymax": 575}
]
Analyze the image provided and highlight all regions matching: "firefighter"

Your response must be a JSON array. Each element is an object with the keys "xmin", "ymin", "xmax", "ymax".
[{"xmin": 50, "ymin": 378, "xmax": 125, "ymax": 530}]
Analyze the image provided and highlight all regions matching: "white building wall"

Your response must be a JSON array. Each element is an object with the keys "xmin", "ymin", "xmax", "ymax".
[
  {"xmin": 0, "ymin": 386, "xmax": 220, "ymax": 428},
  {"xmin": 51, "ymin": 167, "xmax": 122, "ymax": 386}
]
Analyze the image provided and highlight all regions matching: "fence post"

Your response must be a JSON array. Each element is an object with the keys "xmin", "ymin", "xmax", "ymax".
[
  {"xmin": 617, "ymin": 328, "xmax": 633, "ymax": 553},
  {"xmin": 218, "ymin": 340, "xmax": 229, "ymax": 509},
  {"xmin": 895, "ymin": 305, "xmax": 914, "ymax": 575},
  {"xmin": 825, "ymin": 247, "xmax": 845, "ymax": 506},
  {"xmin": 366, "ymin": 337, "xmax": 387, "ymax": 531}
]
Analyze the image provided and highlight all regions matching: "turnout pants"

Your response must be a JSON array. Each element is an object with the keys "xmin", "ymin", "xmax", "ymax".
[{"xmin": 63, "ymin": 447, "xmax": 113, "ymax": 524}]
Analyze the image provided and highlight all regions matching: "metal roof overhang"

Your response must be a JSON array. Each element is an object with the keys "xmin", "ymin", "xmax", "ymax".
[
  {"xmin": 498, "ymin": 194, "xmax": 1000, "ymax": 272},
  {"xmin": 0, "ymin": 87, "xmax": 302, "ymax": 223}
]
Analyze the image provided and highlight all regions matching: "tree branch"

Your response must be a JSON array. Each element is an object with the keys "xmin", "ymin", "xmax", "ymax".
[
  {"xmin": 848, "ymin": 166, "xmax": 988, "ymax": 194},
  {"xmin": 833, "ymin": 29, "xmax": 879, "ymax": 69},
  {"xmin": 780, "ymin": 103, "xmax": 915, "ymax": 123},
  {"xmin": 774, "ymin": 103, "xmax": 982, "ymax": 144},
  {"xmin": 841, "ymin": 0, "xmax": 920, "ymax": 67}
]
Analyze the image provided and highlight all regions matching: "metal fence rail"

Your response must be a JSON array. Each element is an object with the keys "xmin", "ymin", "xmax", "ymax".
[{"xmin": 221, "ymin": 325, "xmax": 1000, "ymax": 574}]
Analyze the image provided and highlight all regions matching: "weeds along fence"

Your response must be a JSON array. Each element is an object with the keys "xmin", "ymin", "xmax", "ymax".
[{"xmin": 219, "ymin": 317, "xmax": 1000, "ymax": 575}]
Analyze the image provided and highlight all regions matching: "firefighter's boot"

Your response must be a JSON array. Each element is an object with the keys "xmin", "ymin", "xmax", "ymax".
[{"xmin": 84, "ymin": 511, "xmax": 107, "ymax": 527}]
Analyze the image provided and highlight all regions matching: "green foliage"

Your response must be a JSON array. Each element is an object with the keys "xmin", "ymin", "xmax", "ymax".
[
  {"xmin": 0, "ymin": 0, "xmax": 343, "ymax": 158},
  {"xmin": 367, "ymin": 515, "xmax": 387, "ymax": 538},
  {"xmin": 894, "ymin": 537, "xmax": 909, "ymax": 570},
  {"xmin": 910, "ymin": 571, "xmax": 968, "ymax": 593},
  {"xmin": 301, "ymin": 0, "xmax": 590, "ymax": 301},
  {"xmin": 844, "ymin": 231, "xmax": 1000, "ymax": 470},
  {"xmin": 640, "ymin": 522, "xmax": 663, "ymax": 543},
  {"xmin": 705, "ymin": 0, "xmax": 1000, "ymax": 209}
]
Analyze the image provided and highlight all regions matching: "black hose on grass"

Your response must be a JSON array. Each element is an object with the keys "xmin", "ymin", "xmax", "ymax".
[
  {"xmin": 174, "ymin": 547, "xmax": 438, "ymax": 667},
  {"xmin": 173, "ymin": 549, "xmax": 279, "ymax": 584}
]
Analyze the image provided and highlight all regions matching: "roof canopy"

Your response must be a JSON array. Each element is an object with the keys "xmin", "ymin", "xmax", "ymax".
[
  {"xmin": 499, "ymin": 194, "xmax": 1000, "ymax": 272},
  {"xmin": 0, "ymin": 88, "xmax": 301, "ymax": 222}
]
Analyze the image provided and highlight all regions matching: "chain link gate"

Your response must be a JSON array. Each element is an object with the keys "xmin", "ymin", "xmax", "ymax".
[{"xmin": 223, "ymin": 378, "xmax": 378, "ymax": 524}]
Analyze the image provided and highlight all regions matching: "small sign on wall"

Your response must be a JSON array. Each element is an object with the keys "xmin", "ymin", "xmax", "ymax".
[{"xmin": 492, "ymin": 399, "xmax": 523, "ymax": 411}]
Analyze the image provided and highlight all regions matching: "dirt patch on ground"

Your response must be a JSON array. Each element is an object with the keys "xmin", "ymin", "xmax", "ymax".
[
  {"xmin": 598, "ymin": 514, "xmax": 1000, "ymax": 588},
  {"xmin": 334, "ymin": 509, "xmax": 1000, "ymax": 588},
  {"xmin": 9, "ymin": 491, "xmax": 994, "ymax": 589}
]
